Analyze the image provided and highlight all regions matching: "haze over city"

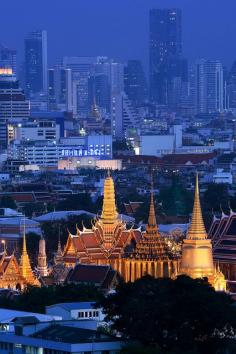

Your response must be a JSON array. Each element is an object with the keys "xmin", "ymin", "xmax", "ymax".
[{"xmin": 1, "ymin": 0, "xmax": 236, "ymax": 68}]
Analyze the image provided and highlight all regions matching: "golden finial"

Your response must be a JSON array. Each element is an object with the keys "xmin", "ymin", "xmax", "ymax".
[
  {"xmin": 101, "ymin": 173, "xmax": 118, "ymax": 224},
  {"xmin": 187, "ymin": 173, "xmax": 207, "ymax": 240}
]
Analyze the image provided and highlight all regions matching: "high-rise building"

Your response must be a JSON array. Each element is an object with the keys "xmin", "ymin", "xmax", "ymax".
[
  {"xmin": 149, "ymin": 8, "xmax": 182, "ymax": 105},
  {"xmin": 62, "ymin": 56, "xmax": 96, "ymax": 117},
  {"xmin": 48, "ymin": 66, "xmax": 72, "ymax": 111},
  {"xmin": 0, "ymin": 44, "xmax": 17, "ymax": 75},
  {"xmin": 124, "ymin": 60, "xmax": 148, "ymax": 107},
  {"xmin": 25, "ymin": 30, "xmax": 48, "ymax": 96},
  {"xmin": 194, "ymin": 59, "xmax": 224, "ymax": 114},
  {"xmin": 227, "ymin": 61, "xmax": 236, "ymax": 109},
  {"xmin": 88, "ymin": 73, "xmax": 111, "ymax": 112},
  {"xmin": 0, "ymin": 69, "xmax": 30, "ymax": 148},
  {"xmin": 111, "ymin": 92, "xmax": 139, "ymax": 139}
]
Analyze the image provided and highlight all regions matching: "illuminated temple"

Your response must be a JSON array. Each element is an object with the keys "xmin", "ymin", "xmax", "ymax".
[
  {"xmin": 179, "ymin": 175, "xmax": 226, "ymax": 291},
  {"xmin": 63, "ymin": 173, "xmax": 177, "ymax": 281},
  {"xmin": 0, "ymin": 229, "xmax": 39, "ymax": 290},
  {"xmin": 209, "ymin": 207, "xmax": 236, "ymax": 281}
]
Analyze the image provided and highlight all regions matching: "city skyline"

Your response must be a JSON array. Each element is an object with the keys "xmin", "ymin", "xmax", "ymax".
[{"xmin": 1, "ymin": 0, "xmax": 236, "ymax": 70}]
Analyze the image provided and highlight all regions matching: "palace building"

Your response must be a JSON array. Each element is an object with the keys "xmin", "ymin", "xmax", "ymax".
[
  {"xmin": 209, "ymin": 207, "xmax": 236, "ymax": 282},
  {"xmin": 0, "ymin": 230, "xmax": 39, "ymax": 290},
  {"xmin": 62, "ymin": 173, "xmax": 177, "ymax": 281},
  {"xmin": 179, "ymin": 175, "xmax": 226, "ymax": 291}
]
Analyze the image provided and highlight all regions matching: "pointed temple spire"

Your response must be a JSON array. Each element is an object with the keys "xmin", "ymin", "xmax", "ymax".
[
  {"xmin": 101, "ymin": 174, "xmax": 118, "ymax": 224},
  {"xmin": 146, "ymin": 191, "xmax": 159, "ymax": 236},
  {"xmin": 20, "ymin": 217, "xmax": 39, "ymax": 285},
  {"xmin": 187, "ymin": 173, "xmax": 207, "ymax": 240}
]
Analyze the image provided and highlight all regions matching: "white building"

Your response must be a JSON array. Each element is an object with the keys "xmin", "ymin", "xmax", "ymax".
[
  {"xmin": 8, "ymin": 120, "xmax": 60, "ymax": 144},
  {"xmin": 140, "ymin": 125, "xmax": 182, "ymax": 156},
  {"xmin": 8, "ymin": 135, "xmax": 113, "ymax": 167},
  {"xmin": 46, "ymin": 302, "xmax": 105, "ymax": 330},
  {"xmin": 194, "ymin": 59, "xmax": 224, "ymax": 114},
  {"xmin": 213, "ymin": 169, "xmax": 233, "ymax": 184}
]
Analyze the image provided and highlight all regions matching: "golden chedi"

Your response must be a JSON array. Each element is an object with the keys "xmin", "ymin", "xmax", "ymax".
[{"xmin": 179, "ymin": 174, "xmax": 226, "ymax": 291}]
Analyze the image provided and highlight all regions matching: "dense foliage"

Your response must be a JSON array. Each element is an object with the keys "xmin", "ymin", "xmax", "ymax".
[
  {"xmin": 0, "ymin": 283, "xmax": 102, "ymax": 313},
  {"xmin": 99, "ymin": 275, "xmax": 236, "ymax": 354}
]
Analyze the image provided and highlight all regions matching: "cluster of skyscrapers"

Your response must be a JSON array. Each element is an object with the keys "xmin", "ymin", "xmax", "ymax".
[{"xmin": 0, "ymin": 8, "xmax": 235, "ymax": 161}]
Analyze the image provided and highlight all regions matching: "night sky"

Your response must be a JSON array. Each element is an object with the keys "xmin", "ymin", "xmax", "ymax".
[{"xmin": 1, "ymin": 0, "xmax": 236, "ymax": 70}]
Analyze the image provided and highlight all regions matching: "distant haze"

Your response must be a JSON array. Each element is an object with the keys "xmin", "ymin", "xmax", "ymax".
[{"xmin": 1, "ymin": 0, "xmax": 236, "ymax": 70}]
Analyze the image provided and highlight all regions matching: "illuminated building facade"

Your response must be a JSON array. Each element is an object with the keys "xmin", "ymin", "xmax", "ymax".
[
  {"xmin": 179, "ymin": 175, "xmax": 226, "ymax": 291},
  {"xmin": 62, "ymin": 173, "xmax": 177, "ymax": 281}
]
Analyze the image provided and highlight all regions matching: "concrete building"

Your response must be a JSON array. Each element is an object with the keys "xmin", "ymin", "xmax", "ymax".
[
  {"xmin": 48, "ymin": 66, "xmax": 73, "ymax": 111},
  {"xmin": 0, "ymin": 69, "xmax": 30, "ymax": 147},
  {"xmin": 194, "ymin": 59, "xmax": 224, "ymax": 114},
  {"xmin": 140, "ymin": 125, "xmax": 182, "ymax": 156},
  {"xmin": 8, "ymin": 120, "xmax": 60, "ymax": 144},
  {"xmin": 25, "ymin": 30, "xmax": 48, "ymax": 96}
]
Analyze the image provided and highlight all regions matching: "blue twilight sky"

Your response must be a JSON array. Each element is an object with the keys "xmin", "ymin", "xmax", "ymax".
[{"xmin": 1, "ymin": 0, "xmax": 236, "ymax": 70}]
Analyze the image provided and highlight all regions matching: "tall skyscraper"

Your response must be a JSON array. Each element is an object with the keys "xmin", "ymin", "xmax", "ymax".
[
  {"xmin": 124, "ymin": 60, "xmax": 148, "ymax": 107},
  {"xmin": 25, "ymin": 30, "xmax": 48, "ymax": 96},
  {"xmin": 62, "ymin": 56, "xmax": 96, "ymax": 117},
  {"xmin": 149, "ymin": 8, "xmax": 182, "ymax": 105},
  {"xmin": 0, "ymin": 44, "xmax": 17, "ymax": 75},
  {"xmin": 227, "ymin": 61, "xmax": 236, "ymax": 109},
  {"xmin": 194, "ymin": 59, "xmax": 223, "ymax": 114},
  {"xmin": 88, "ymin": 73, "xmax": 111, "ymax": 112},
  {"xmin": 0, "ymin": 69, "xmax": 30, "ymax": 148},
  {"xmin": 48, "ymin": 66, "xmax": 72, "ymax": 112}
]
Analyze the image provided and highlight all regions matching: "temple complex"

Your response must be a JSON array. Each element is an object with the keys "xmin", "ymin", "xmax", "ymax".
[
  {"xmin": 19, "ymin": 229, "xmax": 40, "ymax": 286},
  {"xmin": 179, "ymin": 174, "xmax": 226, "ymax": 291},
  {"xmin": 209, "ymin": 208, "xmax": 236, "ymax": 282},
  {"xmin": 0, "ymin": 252, "xmax": 26, "ymax": 290},
  {"xmin": 62, "ymin": 173, "xmax": 176, "ymax": 281},
  {"xmin": 0, "ymin": 227, "xmax": 39, "ymax": 289},
  {"xmin": 37, "ymin": 236, "xmax": 48, "ymax": 277}
]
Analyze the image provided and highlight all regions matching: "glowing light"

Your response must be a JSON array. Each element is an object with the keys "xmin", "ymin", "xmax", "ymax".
[{"xmin": 0, "ymin": 68, "xmax": 13, "ymax": 75}]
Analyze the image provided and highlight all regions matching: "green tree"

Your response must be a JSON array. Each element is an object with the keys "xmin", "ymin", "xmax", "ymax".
[
  {"xmin": 203, "ymin": 183, "xmax": 229, "ymax": 212},
  {"xmin": 0, "ymin": 195, "xmax": 17, "ymax": 209},
  {"xmin": 0, "ymin": 283, "xmax": 102, "ymax": 313},
  {"xmin": 99, "ymin": 275, "xmax": 236, "ymax": 353},
  {"xmin": 159, "ymin": 177, "xmax": 193, "ymax": 216}
]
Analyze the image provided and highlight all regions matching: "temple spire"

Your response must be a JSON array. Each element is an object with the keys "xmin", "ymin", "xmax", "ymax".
[
  {"xmin": 146, "ymin": 191, "xmax": 159, "ymax": 236},
  {"xmin": 20, "ymin": 217, "xmax": 39, "ymax": 285},
  {"xmin": 187, "ymin": 173, "xmax": 207, "ymax": 240},
  {"xmin": 101, "ymin": 174, "xmax": 118, "ymax": 224}
]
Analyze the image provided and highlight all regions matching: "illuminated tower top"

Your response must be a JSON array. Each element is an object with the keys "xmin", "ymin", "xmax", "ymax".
[
  {"xmin": 101, "ymin": 172, "xmax": 118, "ymax": 225},
  {"xmin": 187, "ymin": 174, "xmax": 207, "ymax": 240},
  {"xmin": 20, "ymin": 220, "xmax": 39, "ymax": 285}
]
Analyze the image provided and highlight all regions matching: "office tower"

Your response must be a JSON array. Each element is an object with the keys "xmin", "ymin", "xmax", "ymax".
[
  {"xmin": 48, "ymin": 66, "xmax": 72, "ymax": 111},
  {"xmin": 0, "ymin": 44, "xmax": 17, "ymax": 75},
  {"xmin": 25, "ymin": 30, "xmax": 48, "ymax": 96},
  {"xmin": 227, "ymin": 61, "xmax": 236, "ymax": 109},
  {"xmin": 149, "ymin": 8, "xmax": 182, "ymax": 105},
  {"xmin": 88, "ymin": 73, "xmax": 111, "ymax": 112},
  {"xmin": 111, "ymin": 92, "xmax": 139, "ymax": 139},
  {"xmin": 195, "ymin": 59, "xmax": 223, "ymax": 114},
  {"xmin": 0, "ymin": 69, "xmax": 30, "ymax": 148},
  {"xmin": 124, "ymin": 60, "xmax": 148, "ymax": 107},
  {"xmin": 95, "ymin": 58, "xmax": 124, "ymax": 94},
  {"xmin": 62, "ymin": 56, "xmax": 97, "ymax": 117}
]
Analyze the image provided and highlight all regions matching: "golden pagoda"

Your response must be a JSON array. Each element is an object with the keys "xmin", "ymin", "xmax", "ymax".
[
  {"xmin": 179, "ymin": 174, "xmax": 226, "ymax": 291},
  {"xmin": 19, "ymin": 222, "xmax": 40, "ymax": 286},
  {"xmin": 124, "ymin": 191, "xmax": 177, "ymax": 281}
]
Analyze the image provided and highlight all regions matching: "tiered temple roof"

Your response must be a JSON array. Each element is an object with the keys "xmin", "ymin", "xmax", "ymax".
[
  {"xmin": 63, "ymin": 173, "xmax": 142, "ymax": 265},
  {"xmin": 209, "ymin": 209, "xmax": 236, "ymax": 265},
  {"xmin": 133, "ymin": 192, "xmax": 168, "ymax": 260}
]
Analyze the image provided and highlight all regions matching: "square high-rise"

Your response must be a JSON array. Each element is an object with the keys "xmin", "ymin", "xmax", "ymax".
[
  {"xmin": 149, "ymin": 8, "xmax": 182, "ymax": 105},
  {"xmin": 25, "ymin": 30, "xmax": 48, "ymax": 97}
]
